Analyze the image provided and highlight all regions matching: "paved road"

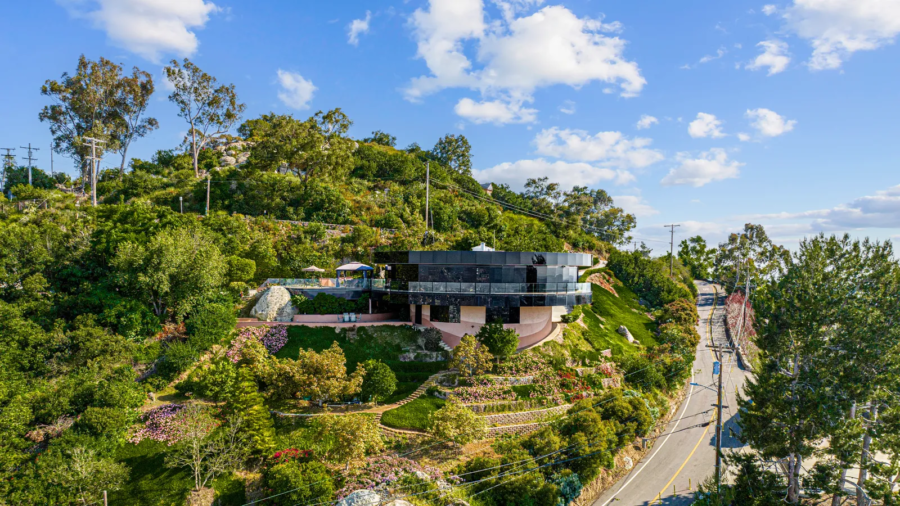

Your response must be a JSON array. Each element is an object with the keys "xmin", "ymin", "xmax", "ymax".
[{"xmin": 593, "ymin": 281, "xmax": 754, "ymax": 506}]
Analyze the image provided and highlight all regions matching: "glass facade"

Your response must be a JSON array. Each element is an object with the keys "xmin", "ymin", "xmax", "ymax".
[{"xmin": 372, "ymin": 250, "xmax": 593, "ymax": 323}]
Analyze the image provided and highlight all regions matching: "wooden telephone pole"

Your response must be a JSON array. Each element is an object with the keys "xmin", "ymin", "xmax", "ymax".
[{"xmin": 83, "ymin": 137, "xmax": 105, "ymax": 207}]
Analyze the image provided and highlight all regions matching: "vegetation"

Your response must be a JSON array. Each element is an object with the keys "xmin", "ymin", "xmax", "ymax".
[
  {"xmin": 380, "ymin": 396, "xmax": 447, "ymax": 431},
  {"xmin": 427, "ymin": 401, "xmax": 488, "ymax": 446},
  {"xmin": 450, "ymin": 335, "xmax": 494, "ymax": 377}
]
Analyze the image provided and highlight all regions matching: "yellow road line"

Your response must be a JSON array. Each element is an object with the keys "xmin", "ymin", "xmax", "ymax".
[{"xmin": 649, "ymin": 284, "xmax": 719, "ymax": 505}]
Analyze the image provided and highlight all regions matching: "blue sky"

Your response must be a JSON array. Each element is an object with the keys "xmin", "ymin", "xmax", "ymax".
[{"xmin": 1, "ymin": 0, "xmax": 898, "ymax": 250}]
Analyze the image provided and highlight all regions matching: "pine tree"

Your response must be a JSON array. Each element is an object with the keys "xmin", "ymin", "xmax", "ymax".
[{"xmin": 225, "ymin": 368, "xmax": 275, "ymax": 454}]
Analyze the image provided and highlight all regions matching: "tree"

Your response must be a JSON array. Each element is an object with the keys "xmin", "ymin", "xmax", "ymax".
[
  {"xmin": 475, "ymin": 319, "xmax": 519, "ymax": 362},
  {"xmin": 312, "ymin": 414, "xmax": 383, "ymax": 470},
  {"xmin": 678, "ymin": 235, "xmax": 716, "ymax": 280},
  {"xmin": 714, "ymin": 224, "xmax": 789, "ymax": 296},
  {"xmin": 190, "ymin": 358, "xmax": 240, "ymax": 405},
  {"xmin": 265, "ymin": 461, "xmax": 334, "ymax": 504},
  {"xmin": 113, "ymin": 66, "xmax": 158, "ymax": 177},
  {"xmin": 39, "ymin": 55, "xmax": 123, "ymax": 182},
  {"xmin": 362, "ymin": 130, "xmax": 396, "ymax": 147},
  {"xmin": 270, "ymin": 341, "xmax": 364, "ymax": 403},
  {"xmin": 449, "ymin": 334, "xmax": 493, "ymax": 378},
  {"xmin": 186, "ymin": 303, "xmax": 236, "ymax": 350},
  {"xmin": 428, "ymin": 401, "xmax": 487, "ymax": 446},
  {"xmin": 432, "ymin": 134, "xmax": 472, "ymax": 175},
  {"xmin": 359, "ymin": 359, "xmax": 397, "ymax": 405},
  {"xmin": 165, "ymin": 58, "xmax": 246, "ymax": 177},
  {"xmin": 243, "ymin": 110, "xmax": 355, "ymax": 182},
  {"xmin": 111, "ymin": 226, "xmax": 227, "ymax": 320},
  {"xmin": 224, "ymin": 369, "xmax": 276, "ymax": 454},
  {"xmin": 47, "ymin": 447, "xmax": 129, "ymax": 505},
  {"xmin": 164, "ymin": 404, "xmax": 249, "ymax": 491}
]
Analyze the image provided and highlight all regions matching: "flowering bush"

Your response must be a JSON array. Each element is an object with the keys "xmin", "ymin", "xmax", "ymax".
[
  {"xmin": 335, "ymin": 455, "xmax": 451, "ymax": 500},
  {"xmin": 599, "ymin": 362, "xmax": 616, "ymax": 377},
  {"xmin": 725, "ymin": 292, "xmax": 756, "ymax": 347},
  {"xmin": 227, "ymin": 325, "xmax": 289, "ymax": 362},
  {"xmin": 450, "ymin": 377, "xmax": 516, "ymax": 404},
  {"xmin": 496, "ymin": 353, "xmax": 551, "ymax": 377},
  {"xmin": 270, "ymin": 448, "xmax": 314, "ymax": 465},
  {"xmin": 129, "ymin": 404, "xmax": 187, "ymax": 445}
]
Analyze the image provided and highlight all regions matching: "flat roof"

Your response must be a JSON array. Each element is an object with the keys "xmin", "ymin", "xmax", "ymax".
[{"xmin": 374, "ymin": 250, "xmax": 593, "ymax": 267}]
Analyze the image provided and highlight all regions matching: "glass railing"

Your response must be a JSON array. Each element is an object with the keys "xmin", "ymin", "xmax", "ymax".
[
  {"xmin": 264, "ymin": 278, "xmax": 372, "ymax": 289},
  {"xmin": 373, "ymin": 282, "xmax": 591, "ymax": 294}
]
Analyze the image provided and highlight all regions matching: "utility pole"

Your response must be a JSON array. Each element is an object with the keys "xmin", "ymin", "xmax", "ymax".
[
  {"xmin": 205, "ymin": 175, "xmax": 210, "ymax": 216},
  {"xmin": 179, "ymin": 196, "xmax": 183, "ymax": 214},
  {"xmin": 49, "ymin": 142, "xmax": 54, "ymax": 178},
  {"xmin": 715, "ymin": 358, "xmax": 724, "ymax": 495},
  {"xmin": 1, "ymin": 148, "xmax": 14, "ymax": 192},
  {"xmin": 425, "ymin": 161, "xmax": 430, "ymax": 230},
  {"xmin": 664, "ymin": 224, "xmax": 681, "ymax": 277},
  {"xmin": 20, "ymin": 143, "xmax": 39, "ymax": 186},
  {"xmin": 83, "ymin": 137, "xmax": 105, "ymax": 207},
  {"xmin": 103, "ymin": 490, "xmax": 108, "ymax": 506}
]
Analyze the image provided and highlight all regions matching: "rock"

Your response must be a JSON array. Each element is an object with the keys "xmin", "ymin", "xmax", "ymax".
[
  {"xmin": 250, "ymin": 286, "xmax": 298, "ymax": 322},
  {"xmin": 617, "ymin": 325, "xmax": 635, "ymax": 343},
  {"xmin": 236, "ymin": 152, "xmax": 251, "ymax": 164},
  {"xmin": 622, "ymin": 456, "xmax": 634, "ymax": 470},
  {"xmin": 219, "ymin": 155, "xmax": 237, "ymax": 166},
  {"xmin": 186, "ymin": 487, "xmax": 215, "ymax": 506},
  {"xmin": 384, "ymin": 501, "xmax": 413, "ymax": 506},
  {"xmin": 336, "ymin": 490, "xmax": 381, "ymax": 506}
]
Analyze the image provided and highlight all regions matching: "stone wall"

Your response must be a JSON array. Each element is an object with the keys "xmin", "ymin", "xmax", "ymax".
[
  {"xmin": 481, "ymin": 404, "xmax": 572, "ymax": 426},
  {"xmin": 488, "ymin": 422, "xmax": 545, "ymax": 436}
]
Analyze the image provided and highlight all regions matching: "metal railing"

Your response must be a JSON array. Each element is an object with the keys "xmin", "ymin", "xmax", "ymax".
[
  {"xmin": 371, "ymin": 279, "xmax": 591, "ymax": 295},
  {"xmin": 262, "ymin": 278, "xmax": 372, "ymax": 290}
]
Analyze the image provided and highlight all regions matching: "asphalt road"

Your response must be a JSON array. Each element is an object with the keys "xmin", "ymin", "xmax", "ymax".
[{"xmin": 593, "ymin": 281, "xmax": 753, "ymax": 506}]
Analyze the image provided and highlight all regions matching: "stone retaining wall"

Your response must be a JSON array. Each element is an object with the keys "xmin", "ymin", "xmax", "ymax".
[
  {"xmin": 488, "ymin": 423, "xmax": 545, "ymax": 436},
  {"xmin": 481, "ymin": 404, "xmax": 572, "ymax": 426}
]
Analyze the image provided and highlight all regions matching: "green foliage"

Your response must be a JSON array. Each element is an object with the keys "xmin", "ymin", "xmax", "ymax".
[
  {"xmin": 607, "ymin": 249, "xmax": 694, "ymax": 308},
  {"xmin": 362, "ymin": 130, "xmax": 396, "ymax": 147},
  {"xmin": 3, "ymin": 167, "xmax": 58, "ymax": 192},
  {"xmin": 226, "ymin": 256, "xmax": 256, "ymax": 283},
  {"xmin": 678, "ymin": 235, "xmax": 716, "ymax": 280},
  {"xmin": 421, "ymin": 327, "xmax": 444, "ymax": 352},
  {"xmin": 224, "ymin": 369, "xmax": 276, "ymax": 454},
  {"xmin": 264, "ymin": 461, "xmax": 334, "ymax": 505},
  {"xmin": 291, "ymin": 292, "xmax": 368, "ymax": 315},
  {"xmin": 432, "ymin": 133, "xmax": 472, "ymax": 176},
  {"xmin": 77, "ymin": 407, "xmax": 130, "ymax": 438},
  {"xmin": 428, "ymin": 401, "xmax": 487, "ymax": 445},
  {"xmin": 157, "ymin": 341, "xmax": 199, "ymax": 379},
  {"xmin": 380, "ymin": 396, "xmax": 446, "ymax": 431},
  {"xmin": 359, "ymin": 359, "xmax": 397, "ymax": 404},
  {"xmin": 186, "ymin": 303, "xmax": 236, "ymax": 350},
  {"xmin": 475, "ymin": 319, "xmax": 519, "ymax": 360}
]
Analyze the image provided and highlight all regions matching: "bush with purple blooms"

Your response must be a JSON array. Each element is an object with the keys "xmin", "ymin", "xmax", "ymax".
[
  {"xmin": 129, "ymin": 404, "xmax": 187, "ymax": 445},
  {"xmin": 227, "ymin": 325, "xmax": 289, "ymax": 362}
]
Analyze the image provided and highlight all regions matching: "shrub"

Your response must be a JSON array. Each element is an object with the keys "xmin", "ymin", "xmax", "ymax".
[
  {"xmin": 427, "ymin": 401, "xmax": 487, "ymax": 446},
  {"xmin": 264, "ymin": 461, "xmax": 333, "ymax": 505},
  {"xmin": 77, "ymin": 407, "xmax": 129, "ymax": 437},
  {"xmin": 475, "ymin": 319, "xmax": 519, "ymax": 360},
  {"xmin": 421, "ymin": 328, "xmax": 444, "ymax": 352},
  {"xmin": 157, "ymin": 341, "xmax": 199, "ymax": 379},
  {"xmin": 186, "ymin": 303, "xmax": 236, "ymax": 350},
  {"xmin": 359, "ymin": 359, "xmax": 397, "ymax": 404},
  {"xmin": 226, "ymin": 256, "xmax": 256, "ymax": 283},
  {"xmin": 291, "ymin": 292, "xmax": 368, "ymax": 315}
]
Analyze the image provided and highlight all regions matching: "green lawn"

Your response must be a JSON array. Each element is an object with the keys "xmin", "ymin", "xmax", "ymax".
[
  {"xmin": 557, "ymin": 270, "xmax": 658, "ymax": 359},
  {"xmin": 113, "ymin": 440, "xmax": 246, "ymax": 505},
  {"xmin": 380, "ymin": 396, "xmax": 446, "ymax": 431},
  {"xmin": 275, "ymin": 325, "xmax": 421, "ymax": 372},
  {"xmin": 381, "ymin": 381, "xmax": 421, "ymax": 404}
]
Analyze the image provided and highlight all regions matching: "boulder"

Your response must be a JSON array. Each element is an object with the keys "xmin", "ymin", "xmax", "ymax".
[
  {"xmin": 336, "ymin": 490, "xmax": 381, "ymax": 506},
  {"xmin": 622, "ymin": 456, "xmax": 634, "ymax": 470},
  {"xmin": 236, "ymin": 152, "xmax": 251, "ymax": 164},
  {"xmin": 384, "ymin": 501, "xmax": 413, "ymax": 506},
  {"xmin": 250, "ymin": 286, "xmax": 297, "ymax": 322},
  {"xmin": 617, "ymin": 325, "xmax": 635, "ymax": 343},
  {"xmin": 219, "ymin": 155, "xmax": 237, "ymax": 166}
]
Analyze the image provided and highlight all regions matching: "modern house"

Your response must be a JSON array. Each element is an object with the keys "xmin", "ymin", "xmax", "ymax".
[{"xmin": 371, "ymin": 250, "xmax": 593, "ymax": 347}]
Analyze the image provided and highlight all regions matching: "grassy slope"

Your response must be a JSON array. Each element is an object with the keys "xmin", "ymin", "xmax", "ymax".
[{"xmin": 380, "ymin": 396, "xmax": 446, "ymax": 431}]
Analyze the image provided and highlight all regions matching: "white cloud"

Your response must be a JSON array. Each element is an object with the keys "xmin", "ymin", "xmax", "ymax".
[
  {"xmin": 613, "ymin": 194, "xmax": 659, "ymax": 217},
  {"xmin": 660, "ymin": 149, "xmax": 743, "ymax": 187},
  {"xmin": 688, "ymin": 112, "xmax": 726, "ymax": 138},
  {"xmin": 276, "ymin": 70, "xmax": 316, "ymax": 110},
  {"xmin": 746, "ymin": 39, "xmax": 791, "ymax": 75},
  {"xmin": 533, "ymin": 127, "xmax": 664, "ymax": 169},
  {"xmin": 58, "ymin": 0, "xmax": 219, "ymax": 62},
  {"xmin": 454, "ymin": 97, "xmax": 537, "ymax": 124},
  {"xmin": 699, "ymin": 47, "xmax": 727, "ymax": 63},
  {"xmin": 473, "ymin": 159, "xmax": 623, "ymax": 191},
  {"xmin": 785, "ymin": 0, "xmax": 900, "ymax": 70},
  {"xmin": 737, "ymin": 132, "xmax": 752, "ymax": 142},
  {"xmin": 762, "ymin": 4, "xmax": 778, "ymax": 15},
  {"xmin": 636, "ymin": 114, "xmax": 659, "ymax": 130},
  {"xmin": 406, "ymin": 1, "xmax": 645, "ymax": 122},
  {"xmin": 559, "ymin": 100, "xmax": 576, "ymax": 115},
  {"xmin": 752, "ymin": 184, "xmax": 900, "ymax": 230},
  {"xmin": 347, "ymin": 10, "xmax": 372, "ymax": 46},
  {"xmin": 746, "ymin": 108, "xmax": 797, "ymax": 136}
]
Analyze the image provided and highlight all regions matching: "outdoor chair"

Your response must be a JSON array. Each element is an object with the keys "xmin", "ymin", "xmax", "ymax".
[
  {"xmin": 350, "ymin": 313, "xmax": 358, "ymax": 322},
  {"xmin": 342, "ymin": 313, "xmax": 350, "ymax": 322}
]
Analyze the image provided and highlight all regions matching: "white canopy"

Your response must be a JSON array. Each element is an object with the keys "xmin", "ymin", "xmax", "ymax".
[
  {"xmin": 336, "ymin": 262, "xmax": 373, "ymax": 272},
  {"xmin": 301, "ymin": 266, "xmax": 326, "ymax": 272}
]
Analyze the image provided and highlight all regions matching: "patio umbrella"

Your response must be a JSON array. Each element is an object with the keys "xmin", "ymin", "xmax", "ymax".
[{"xmin": 301, "ymin": 266, "xmax": 326, "ymax": 272}]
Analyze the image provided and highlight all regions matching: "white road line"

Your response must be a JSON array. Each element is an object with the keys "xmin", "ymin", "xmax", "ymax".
[{"xmin": 598, "ymin": 352, "xmax": 698, "ymax": 505}]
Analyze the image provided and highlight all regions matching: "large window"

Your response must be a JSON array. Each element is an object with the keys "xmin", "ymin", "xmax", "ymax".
[{"xmin": 430, "ymin": 305, "xmax": 461, "ymax": 323}]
